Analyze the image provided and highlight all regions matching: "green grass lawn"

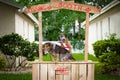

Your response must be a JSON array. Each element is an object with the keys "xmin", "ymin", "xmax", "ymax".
[
  {"xmin": 95, "ymin": 73, "xmax": 120, "ymax": 80},
  {"xmin": 0, "ymin": 72, "xmax": 120, "ymax": 80},
  {"xmin": 95, "ymin": 63, "xmax": 120, "ymax": 80},
  {"xmin": 0, "ymin": 53, "xmax": 120, "ymax": 80},
  {"xmin": 0, "ymin": 73, "xmax": 32, "ymax": 80},
  {"xmin": 42, "ymin": 53, "xmax": 98, "ymax": 61}
]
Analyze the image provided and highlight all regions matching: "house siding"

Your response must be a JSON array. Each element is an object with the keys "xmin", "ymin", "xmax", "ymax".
[
  {"xmin": 0, "ymin": 2, "xmax": 36, "ymax": 42},
  {"xmin": 15, "ymin": 13, "xmax": 35, "ymax": 42},
  {"xmin": 88, "ymin": 4, "xmax": 120, "ymax": 54},
  {"xmin": 0, "ymin": 2, "xmax": 15, "ymax": 36}
]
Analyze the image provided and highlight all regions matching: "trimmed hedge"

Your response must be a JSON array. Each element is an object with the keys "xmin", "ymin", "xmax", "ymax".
[
  {"xmin": 92, "ymin": 33, "xmax": 120, "ymax": 73},
  {"xmin": 93, "ymin": 34, "xmax": 120, "ymax": 58}
]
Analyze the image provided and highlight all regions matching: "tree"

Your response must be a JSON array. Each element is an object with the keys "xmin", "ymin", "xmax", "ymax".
[
  {"xmin": 42, "ymin": 9, "xmax": 85, "ymax": 41},
  {"xmin": 75, "ymin": 0, "xmax": 114, "ymax": 8},
  {"xmin": 13, "ymin": 0, "xmax": 50, "ymax": 7},
  {"xmin": 0, "ymin": 33, "xmax": 38, "ymax": 71}
]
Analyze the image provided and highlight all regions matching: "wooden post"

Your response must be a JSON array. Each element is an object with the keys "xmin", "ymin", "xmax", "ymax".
[
  {"xmin": 38, "ymin": 12, "xmax": 42, "ymax": 61},
  {"xmin": 84, "ymin": 12, "xmax": 89, "ymax": 61}
]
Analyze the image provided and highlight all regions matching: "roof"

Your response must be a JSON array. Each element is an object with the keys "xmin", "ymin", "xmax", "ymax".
[
  {"xmin": 81, "ymin": 0, "xmax": 120, "ymax": 27},
  {"xmin": 0, "ymin": 0, "xmax": 24, "ymax": 9},
  {"xmin": 0, "ymin": 0, "xmax": 38, "ymax": 25}
]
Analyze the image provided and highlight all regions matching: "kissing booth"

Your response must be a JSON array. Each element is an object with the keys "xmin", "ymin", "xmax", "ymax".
[{"xmin": 24, "ymin": 0, "xmax": 100, "ymax": 80}]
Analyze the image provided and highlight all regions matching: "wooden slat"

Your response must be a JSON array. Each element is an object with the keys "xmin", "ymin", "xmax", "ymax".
[
  {"xmin": 48, "ymin": 64, "xmax": 56, "ymax": 80},
  {"xmin": 32, "ymin": 64, "xmax": 39, "ymax": 80},
  {"xmin": 31, "ymin": 61, "xmax": 96, "ymax": 64},
  {"xmin": 71, "ymin": 64, "xmax": 79, "ymax": 80},
  {"xmin": 40, "ymin": 64, "xmax": 48, "ymax": 80},
  {"xmin": 87, "ymin": 64, "xmax": 94, "ymax": 80},
  {"xmin": 55, "ymin": 64, "xmax": 64, "ymax": 80},
  {"xmin": 79, "ymin": 64, "xmax": 87, "ymax": 80},
  {"xmin": 32, "ymin": 62, "xmax": 95, "ymax": 80},
  {"xmin": 63, "ymin": 64, "xmax": 71, "ymax": 80}
]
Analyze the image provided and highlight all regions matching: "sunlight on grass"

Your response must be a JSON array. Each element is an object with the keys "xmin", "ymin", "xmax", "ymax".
[
  {"xmin": 72, "ymin": 53, "xmax": 98, "ymax": 61},
  {"xmin": 41, "ymin": 53, "xmax": 98, "ymax": 61}
]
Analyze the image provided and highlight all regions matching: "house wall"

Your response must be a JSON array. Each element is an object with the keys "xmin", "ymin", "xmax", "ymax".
[
  {"xmin": 0, "ymin": 2, "xmax": 15, "ymax": 36},
  {"xmin": 0, "ymin": 2, "xmax": 35, "ymax": 42},
  {"xmin": 88, "ymin": 4, "xmax": 120, "ymax": 54},
  {"xmin": 15, "ymin": 13, "xmax": 35, "ymax": 42}
]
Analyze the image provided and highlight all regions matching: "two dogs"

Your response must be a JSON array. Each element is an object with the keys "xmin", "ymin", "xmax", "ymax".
[{"xmin": 43, "ymin": 42, "xmax": 75, "ymax": 61}]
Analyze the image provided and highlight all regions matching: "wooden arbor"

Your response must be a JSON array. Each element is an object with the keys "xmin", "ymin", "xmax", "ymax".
[{"xmin": 24, "ymin": 0, "xmax": 100, "ymax": 80}]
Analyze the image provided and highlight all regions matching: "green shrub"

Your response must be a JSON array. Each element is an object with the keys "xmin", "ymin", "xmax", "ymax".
[
  {"xmin": 92, "ymin": 40, "xmax": 108, "ymax": 57},
  {"xmin": 0, "ymin": 53, "xmax": 6, "ymax": 70},
  {"xmin": 0, "ymin": 33, "xmax": 38, "ymax": 71},
  {"xmin": 93, "ymin": 34, "xmax": 120, "ymax": 58},
  {"xmin": 92, "ymin": 33, "xmax": 120, "ymax": 73},
  {"xmin": 99, "ymin": 52, "xmax": 120, "ymax": 73}
]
